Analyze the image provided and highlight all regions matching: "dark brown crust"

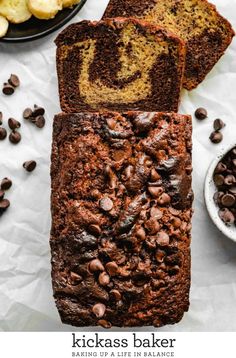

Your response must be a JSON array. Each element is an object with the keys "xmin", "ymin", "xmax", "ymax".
[
  {"xmin": 55, "ymin": 18, "xmax": 185, "ymax": 112},
  {"xmin": 50, "ymin": 111, "xmax": 193, "ymax": 328},
  {"xmin": 103, "ymin": 0, "xmax": 235, "ymax": 90}
]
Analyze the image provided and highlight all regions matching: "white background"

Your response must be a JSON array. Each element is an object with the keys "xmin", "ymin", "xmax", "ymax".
[{"xmin": 0, "ymin": 0, "xmax": 236, "ymax": 332}]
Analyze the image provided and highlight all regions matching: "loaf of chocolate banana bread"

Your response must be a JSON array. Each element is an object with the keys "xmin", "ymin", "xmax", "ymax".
[
  {"xmin": 103, "ymin": 0, "xmax": 234, "ymax": 90},
  {"xmin": 55, "ymin": 18, "xmax": 185, "ymax": 113},
  {"xmin": 51, "ymin": 111, "xmax": 193, "ymax": 328}
]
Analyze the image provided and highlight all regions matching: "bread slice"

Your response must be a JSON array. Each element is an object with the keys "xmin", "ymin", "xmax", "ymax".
[
  {"xmin": 28, "ymin": 0, "xmax": 62, "ymax": 20},
  {"xmin": 0, "ymin": 0, "xmax": 31, "ymax": 24},
  {"xmin": 103, "ymin": 0, "xmax": 235, "ymax": 90},
  {"xmin": 62, "ymin": 0, "xmax": 81, "ymax": 8},
  {"xmin": 55, "ymin": 18, "xmax": 185, "ymax": 113},
  {"xmin": 0, "ymin": 15, "xmax": 9, "ymax": 37}
]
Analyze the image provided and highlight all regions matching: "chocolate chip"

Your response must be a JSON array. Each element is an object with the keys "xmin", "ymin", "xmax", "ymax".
[
  {"xmin": 0, "ymin": 127, "xmax": 7, "ymax": 140},
  {"xmin": 229, "ymin": 186, "xmax": 236, "ymax": 195},
  {"xmin": 110, "ymin": 289, "xmax": 121, "ymax": 301},
  {"xmin": 8, "ymin": 74, "xmax": 20, "ymax": 88},
  {"xmin": 23, "ymin": 160, "xmax": 37, "ymax": 172},
  {"xmin": 23, "ymin": 108, "xmax": 33, "ymax": 119},
  {"xmin": 32, "ymin": 105, "xmax": 45, "ymax": 117},
  {"xmin": 169, "ymin": 207, "xmax": 180, "ymax": 216},
  {"xmin": 98, "ymin": 272, "xmax": 110, "ymax": 286},
  {"xmin": 2, "ymin": 83, "xmax": 14, "ymax": 95},
  {"xmin": 219, "ymin": 208, "xmax": 235, "ymax": 225},
  {"xmin": 148, "ymin": 186, "xmax": 164, "ymax": 198},
  {"xmin": 224, "ymin": 175, "xmax": 235, "ymax": 186},
  {"xmin": 106, "ymin": 118, "xmax": 116, "ymax": 130},
  {"xmin": 35, "ymin": 115, "xmax": 45, "ymax": 128},
  {"xmin": 214, "ymin": 162, "xmax": 227, "ymax": 174},
  {"xmin": 88, "ymin": 224, "xmax": 101, "ymax": 237},
  {"xmin": 8, "ymin": 118, "xmax": 21, "ymax": 130},
  {"xmin": 156, "ymin": 231, "xmax": 170, "ymax": 246},
  {"xmin": 135, "ymin": 226, "xmax": 146, "ymax": 241},
  {"xmin": 89, "ymin": 259, "xmax": 104, "ymax": 272},
  {"xmin": 105, "ymin": 262, "xmax": 118, "ymax": 276},
  {"xmin": 214, "ymin": 119, "xmax": 225, "ymax": 131},
  {"xmin": 150, "ymin": 207, "xmax": 163, "ymax": 219},
  {"xmin": 213, "ymin": 174, "xmax": 225, "ymax": 187},
  {"xmin": 213, "ymin": 191, "xmax": 224, "ymax": 205},
  {"xmin": 9, "ymin": 130, "xmax": 21, "ymax": 144},
  {"xmin": 170, "ymin": 216, "xmax": 182, "ymax": 228},
  {"xmin": 124, "ymin": 165, "xmax": 134, "ymax": 180},
  {"xmin": 1, "ymin": 178, "xmax": 12, "ymax": 190},
  {"xmin": 92, "ymin": 303, "xmax": 106, "ymax": 318},
  {"xmin": 0, "ymin": 190, "xmax": 4, "ymax": 200},
  {"xmin": 221, "ymin": 194, "xmax": 235, "ymax": 207},
  {"xmin": 145, "ymin": 218, "xmax": 160, "ymax": 234},
  {"xmin": 210, "ymin": 131, "xmax": 223, "ymax": 144},
  {"xmin": 150, "ymin": 168, "xmax": 160, "ymax": 182},
  {"xmin": 0, "ymin": 199, "xmax": 10, "ymax": 212},
  {"xmin": 70, "ymin": 272, "xmax": 82, "ymax": 285},
  {"xmin": 195, "ymin": 107, "xmax": 207, "ymax": 120},
  {"xmin": 157, "ymin": 193, "xmax": 171, "ymax": 205},
  {"xmin": 98, "ymin": 319, "xmax": 111, "ymax": 329},
  {"xmin": 99, "ymin": 197, "xmax": 113, "ymax": 212},
  {"xmin": 155, "ymin": 249, "xmax": 166, "ymax": 263}
]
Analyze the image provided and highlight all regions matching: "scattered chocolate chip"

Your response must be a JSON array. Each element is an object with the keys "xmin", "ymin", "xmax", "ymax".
[
  {"xmin": 98, "ymin": 272, "xmax": 110, "ymax": 286},
  {"xmin": 0, "ymin": 199, "xmax": 10, "ymax": 213},
  {"xmin": 110, "ymin": 289, "xmax": 121, "ymax": 301},
  {"xmin": 0, "ymin": 127, "xmax": 7, "ymax": 140},
  {"xmin": 221, "ymin": 194, "xmax": 235, "ymax": 208},
  {"xmin": 89, "ymin": 259, "xmax": 104, "ymax": 272},
  {"xmin": 1, "ymin": 178, "xmax": 12, "ymax": 190},
  {"xmin": 8, "ymin": 118, "xmax": 21, "ymax": 130},
  {"xmin": 157, "ymin": 193, "xmax": 171, "ymax": 205},
  {"xmin": 156, "ymin": 231, "xmax": 170, "ymax": 246},
  {"xmin": 8, "ymin": 74, "xmax": 20, "ymax": 88},
  {"xmin": 92, "ymin": 303, "xmax": 106, "ymax": 318},
  {"xmin": 105, "ymin": 262, "xmax": 118, "ymax": 276},
  {"xmin": 9, "ymin": 130, "xmax": 21, "ymax": 144},
  {"xmin": 195, "ymin": 107, "xmax": 207, "ymax": 120},
  {"xmin": 2, "ymin": 83, "xmax": 15, "ymax": 96},
  {"xmin": 0, "ymin": 190, "xmax": 5, "ymax": 200},
  {"xmin": 23, "ymin": 160, "xmax": 37, "ymax": 172},
  {"xmin": 219, "ymin": 208, "xmax": 235, "ymax": 225},
  {"xmin": 99, "ymin": 197, "xmax": 113, "ymax": 212},
  {"xmin": 135, "ymin": 226, "xmax": 146, "ymax": 241},
  {"xmin": 148, "ymin": 186, "xmax": 164, "ymax": 198},
  {"xmin": 23, "ymin": 108, "xmax": 33, "ymax": 119},
  {"xmin": 35, "ymin": 115, "xmax": 46, "ymax": 128},
  {"xmin": 88, "ymin": 224, "xmax": 101, "ymax": 237},
  {"xmin": 209, "ymin": 131, "xmax": 223, "ymax": 144},
  {"xmin": 213, "ymin": 174, "xmax": 224, "ymax": 187},
  {"xmin": 32, "ymin": 105, "xmax": 45, "ymax": 117},
  {"xmin": 214, "ymin": 119, "xmax": 225, "ymax": 131}
]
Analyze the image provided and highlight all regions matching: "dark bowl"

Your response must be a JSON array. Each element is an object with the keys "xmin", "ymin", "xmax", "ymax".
[{"xmin": 1, "ymin": 0, "xmax": 87, "ymax": 42}]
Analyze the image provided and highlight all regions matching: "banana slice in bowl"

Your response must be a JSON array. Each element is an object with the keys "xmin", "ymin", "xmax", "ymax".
[
  {"xmin": 62, "ymin": 0, "xmax": 81, "ymax": 8},
  {"xmin": 0, "ymin": 14, "xmax": 9, "ymax": 37},
  {"xmin": 0, "ymin": 0, "xmax": 32, "ymax": 24},
  {"xmin": 28, "ymin": 0, "xmax": 63, "ymax": 20}
]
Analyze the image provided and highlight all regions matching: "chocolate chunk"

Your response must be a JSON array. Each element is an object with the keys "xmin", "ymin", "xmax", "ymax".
[
  {"xmin": 99, "ymin": 197, "xmax": 113, "ymax": 212},
  {"xmin": 148, "ymin": 186, "xmax": 164, "ymax": 198},
  {"xmin": 0, "ymin": 127, "xmax": 7, "ymax": 140},
  {"xmin": 0, "ymin": 199, "xmax": 10, "ymax": 212},
  {"xmin": 157, "ymin": 193, "xmax": 171, "ymax": 205},
  {"xmin": 213, "ymin": 174, "xmax": 224, "ymax": 187},
  {"xmin": 156, "ymin": 231, "xmax": 170, "ymax": 246},
  {"xmin": 23, "ymin": 108, "xmax": 33, "ymax": 119},
  {"xmin": 209, "ymin": 131, "xmax": 223, "ymax": 144},
  {"xmin": 1, "ymin": 178, "xmax": 12, "ymax": 190},
  {"xmin": 98, "ymin": 272, "xmax": 110, "ymax": 286},
  {"xmin": 8, "ymin": 74, "xmax": 20, "ymax": 88},
  {"xmin": 32, "ymin": 105, "xmax": 45, "ymax": 117},
  {"xmin": 214, "ymin": 119, "xmax": 225, "ymax": 131},
  {"xmin": 88, "ymin": 224, "xmax": 101, "ymax": 237},
  {"xmin": 195, "ymin": 107, "xmax": 207, "ymax": 120},
  {"xmin": 214, "ymin": 162, "xmax": 227, "ymax": 174},
  {"xmin": 110, "ymin": 289, "xmax": 121, "ymax": 301},
  {"xmin": 105, "ymin": 261, "xmax": 118, "ymax": 276},
  {"xmin": 135, "ymin": 226, "xmax": 146, "ymax": 240},
  {"xmin": 23, "ymin": 160, "xmax": 37, "ymax": 172},
  {"xmin": 2, "ymin": 83, "xmax": 14, "ymax": 95},
  {"xmin": 0, "ymin": 190, "xmax": 4, "ymax": 200},
  {"xmin": 221, "ymin": 194, "xmax": 235, "ymax": 207},
  {"xmin": 89, "ymin": 259, "xmax": 105, "ymax": 272},
  {"xmin": 8, "ymin": 118, "xmax": 21, "ymax": 130},
  {"xmin": 224, "ymin": 175, "xmax": 235, "ymax": 186},
  {"xmin": 92, "ymin": 303, "xmax": 106, "ymax": 318},
  {"xmin": 35, "ymin": 115, "xmax": 46, "ymax": 128},
  {"xmin": 9, "ymin": 130, "xmax": 21, "ymax": 144},
  {"xmin": 219, "ymin": 208, "xmax": 235, "ymax": 225}
]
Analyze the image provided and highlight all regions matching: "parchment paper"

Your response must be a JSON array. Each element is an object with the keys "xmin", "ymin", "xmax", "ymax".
[{"xmin": 0, "ymin": 0, "xmax": 236, "ymax": 332}]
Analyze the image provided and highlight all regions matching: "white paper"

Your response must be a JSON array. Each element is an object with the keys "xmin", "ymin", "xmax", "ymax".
[{"xmin": 0, "ymin": 0, "xmax": 236, "ymax": 332}]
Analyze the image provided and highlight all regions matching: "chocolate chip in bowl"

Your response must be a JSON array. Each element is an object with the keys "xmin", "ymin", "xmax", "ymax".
[{"xmin": 205, "ymin": 143, "xmax": 236, "ymax": 242}]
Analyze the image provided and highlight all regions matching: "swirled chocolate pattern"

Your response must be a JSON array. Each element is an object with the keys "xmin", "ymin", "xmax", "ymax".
[{"xmin": 55, "ymin": 18, "xmax": 185, "ymax": 112}]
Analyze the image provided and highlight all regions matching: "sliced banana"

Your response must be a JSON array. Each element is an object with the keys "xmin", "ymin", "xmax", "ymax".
[
  {"xmin": 62, "ymin": 0, "xmax": 81, "ymax": 8},
  {"xmin": 28, "ymin": 0, "xmax": 63, "ymax": 20},
  {"xmin": 0, "ymin": 0, "xmax": 31, "ymax": 24},
  {"xmin": 0, "ymin": 14, "xmax": 9, "ymax": 37}
]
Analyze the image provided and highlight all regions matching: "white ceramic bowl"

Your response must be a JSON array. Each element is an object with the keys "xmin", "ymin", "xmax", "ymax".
[{"xmin": 204, "ymin": 143, "xmax": 236, "ymax": 243}]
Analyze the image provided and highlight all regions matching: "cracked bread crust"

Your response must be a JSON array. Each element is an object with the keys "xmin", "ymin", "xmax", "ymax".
[
  {"xmin": 55, "ymin": 18, "xmax": 185, "ymax": 113},
  {"xmin": 103, "ymin": 0, "xmax": 235, "ymax": 90},
  {"xmin": 51, "ymin": 111, "xmax": 193, "ymax": 328}
]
